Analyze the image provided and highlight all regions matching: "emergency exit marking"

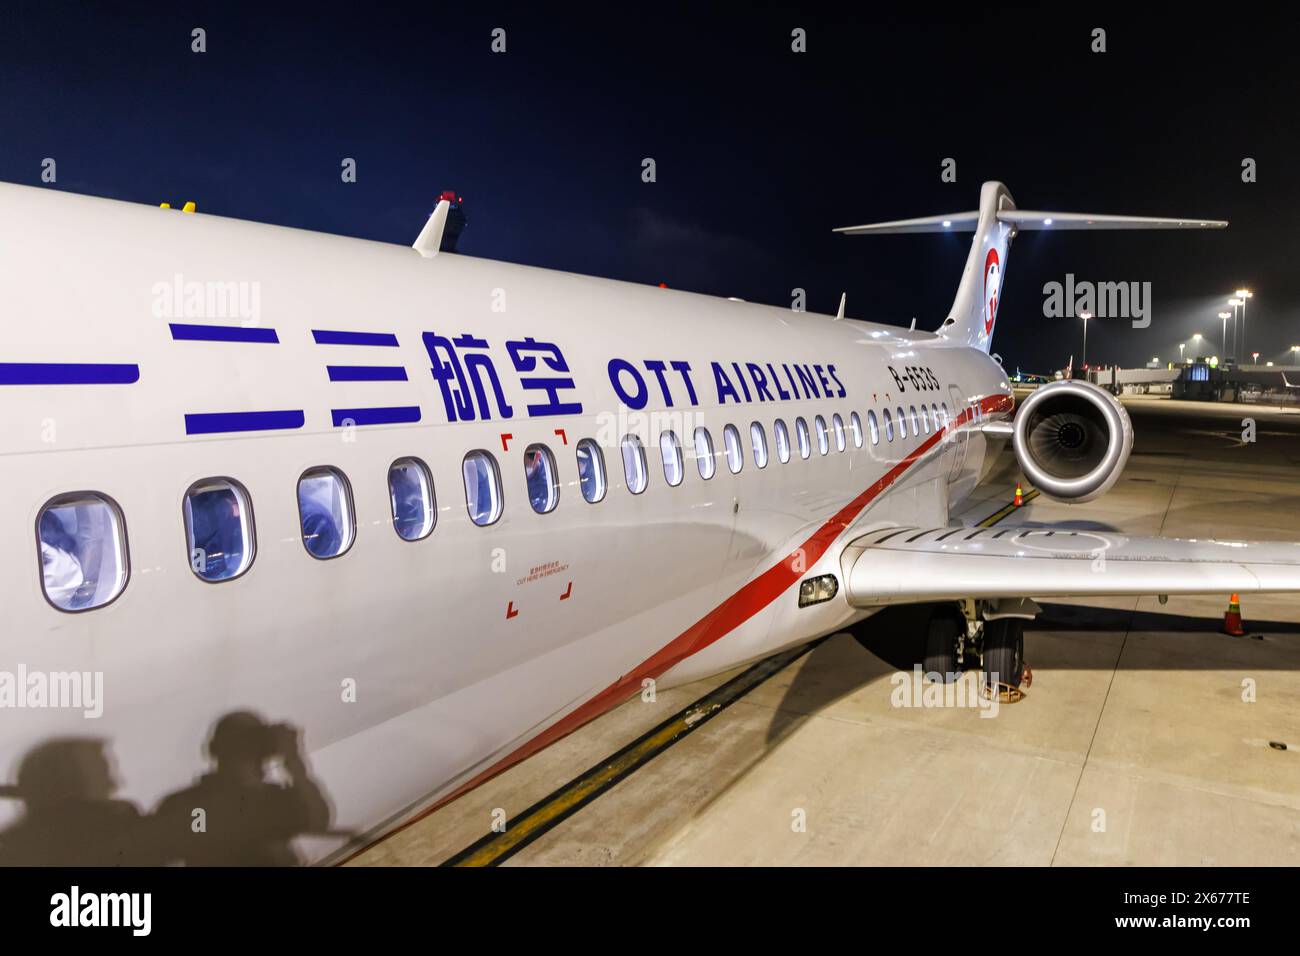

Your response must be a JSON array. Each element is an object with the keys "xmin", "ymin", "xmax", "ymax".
[
  {"xmin": 500, "ymin": 432, "xmax": 513, "ymax": 451},
  {"xmin": 506, "ymin": 601, "xmax": 519, "ymax": 619},
  {"xmin": 554, "ymin": 427, "xmax": 568, "ymax": 444},
  {"xmin": 560, "ymin": 581, "xmax": 572, "ymax": 600}
]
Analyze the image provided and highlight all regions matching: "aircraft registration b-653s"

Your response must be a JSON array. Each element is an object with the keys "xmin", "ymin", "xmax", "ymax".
[{"xmin": 1, "ymin": 179, "xmax": 1296, "ymax": 865}]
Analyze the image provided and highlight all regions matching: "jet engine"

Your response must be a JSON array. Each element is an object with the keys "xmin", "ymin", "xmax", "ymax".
[{"xmin": 1012, "ymin": 380, "xmax": 1133, "ymax": 502}]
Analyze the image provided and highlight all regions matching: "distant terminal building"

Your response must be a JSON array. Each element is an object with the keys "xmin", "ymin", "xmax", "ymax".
[
  {"xmin": 1082, "ymin": 365, "xmax": 1179, "ymax": 395},
  {"xmin": 1170, "ymin": 362, "xmax": 1300, "ymax": 406},
  {"xmin": 1074, "ymin": 362, "xmax": 1300, "ymax": 406}
]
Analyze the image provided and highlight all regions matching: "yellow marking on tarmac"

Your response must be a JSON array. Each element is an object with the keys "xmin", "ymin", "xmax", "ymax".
[
  {"xmin": 977, "ymin": 488, "xmax": 1040, "ymax": 528},
  {"xmin": 442, "ymin": 643, "xmax": 816, "ymax": 867}
]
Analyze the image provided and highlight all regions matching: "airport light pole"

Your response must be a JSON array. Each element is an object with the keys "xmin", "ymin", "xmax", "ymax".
[
  {"xmin": 1179, "ymin": 342, "xmax": 1186, "ymax": 363},
  {"xmin": 1229, "ymin": 297, "xmax": 1242, "ymax": 359},
  {"xmin": 1079, "ymin": 310, "xmax": 1092, "ymax": 367},
  {"xmin": 1192, "ymin": 332, "xmax": 1203, "ymax": 361},
  {"xmin": 1219, "ymin": 311, "xmax": 1231, "ymax": 356},
  {"xmin": 1236, "ymin": 289, "xmax": 1253, "ymax": 360}
]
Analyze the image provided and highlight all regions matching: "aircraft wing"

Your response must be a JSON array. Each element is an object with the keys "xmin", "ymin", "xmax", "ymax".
[{"xmin": 840, "ymin": 526, "xmax": 1300, "ymax": 607}]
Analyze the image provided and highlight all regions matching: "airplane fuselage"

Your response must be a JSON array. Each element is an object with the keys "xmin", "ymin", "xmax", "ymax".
[{"xmin": 0, "ymin": 185, "xmax": 1011, "ymax": 862}]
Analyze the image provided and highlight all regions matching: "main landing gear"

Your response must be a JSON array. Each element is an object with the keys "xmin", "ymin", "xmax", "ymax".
[{"xmin": 923, "ymin": 598, "xmax": 1037, "ymax": 702}]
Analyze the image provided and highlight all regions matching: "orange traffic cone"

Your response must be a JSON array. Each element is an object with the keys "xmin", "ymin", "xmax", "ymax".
[
  {"xmin": 1222, "ymin": 594, "xmax": 1245, "ymax": 636},
  {"xmin": 1014, "ymin": 482, "xmax": 1024, "ymax": 507}
]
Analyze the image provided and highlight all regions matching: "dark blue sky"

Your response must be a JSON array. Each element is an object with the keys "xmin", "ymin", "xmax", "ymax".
[{"xmin": 3, "ymin": 3, "xmax": 1296, "ymax": 371}]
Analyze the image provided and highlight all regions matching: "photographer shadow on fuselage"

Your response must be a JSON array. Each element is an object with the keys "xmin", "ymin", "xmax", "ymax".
[
  {"xmin": 0, "ymin": 737, "xmax": 153, "ymax": 865},
  {"xmin": 151, "ymin": 711, "xmax": 333, "ymax": 866}
]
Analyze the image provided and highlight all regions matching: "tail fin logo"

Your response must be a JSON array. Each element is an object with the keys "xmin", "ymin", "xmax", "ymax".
[{"xmin": 983, "ymin": 247, "xmax": 1001, "ymax": 336}]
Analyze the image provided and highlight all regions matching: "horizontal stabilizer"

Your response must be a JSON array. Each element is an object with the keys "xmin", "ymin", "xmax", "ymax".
[
  {"xmin": 834, "ymin": 209, "xmax": 1227, "ymax": 235},
  {"xmin": 998, "ymin": 210, "xmax": 1227, "ymax": 230},
  {"xmin": 833, "ymin": 211, "xmax": 979, "ymax": 235}
]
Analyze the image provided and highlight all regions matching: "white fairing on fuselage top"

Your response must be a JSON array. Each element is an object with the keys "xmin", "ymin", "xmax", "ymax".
[{"xmin": 0, "ymin": 184, "xmax": 1009, "ymax": 863}]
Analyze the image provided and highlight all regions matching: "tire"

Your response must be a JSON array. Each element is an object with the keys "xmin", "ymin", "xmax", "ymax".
[
  {"xmin": 924, "ymin": 607, "xmax": 964, "ymax": 682},
  {"xmin": 982, "ymin": 618, "xmax": 1025, "ymax": 693}
]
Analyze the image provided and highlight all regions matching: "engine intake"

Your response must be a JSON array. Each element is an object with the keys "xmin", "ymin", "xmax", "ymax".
[{"xmin": 1012, "ymin": 380, "xmax": 1133, "ymax": 502}]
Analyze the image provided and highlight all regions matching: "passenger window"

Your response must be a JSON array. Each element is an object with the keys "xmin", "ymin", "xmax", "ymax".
[
  {"xmin": 621, "ymin": 435, "xmax": 648, "ymax": 493},
  {"xmin": 462, "ymin": 451, "xmax": 503, "ymax": 526},
  {"xmin": 388, "ymin": 459, "xmax": 435, "ymax": 541},
  {"xmin": 576, "ymin": 439, "xmax": 607, "ymax": 503},
  {"xmin": 867, "ymin": 410, "xmax": 880, "ymax": 445},
  {"xmin": 909, "ymin": 405, "xmax": 920, "ymax": 435},
  {"xmin": 774, "ymin": 419, "xmax": 791, "ymax": 463},
  {"xmin": 694, "ymin": 427, "xmax": 716, "ymax": 479},
  {"xmin": 896, "ymin": 407, "xmax": 908, "ymax": 439},
  {"xmin": 931, "ymin": 403, "xmax": 941, "ymax": 431},
  {"xmin": 883, "ymin": 408, "xmax": 895, "ymax": 442},
  {"xmin": 298, "ymin": 467, "xmax": 356, "ymax": 558},
  {"xmin": 795, "ymin": 417, "xmax": 811, "ymax": 459},
  {"xmin": 832, "ymin": 414, "xmax": 846, "ymax": 452},
  {"xmin": 37, "ymin": 493, "xmax": 129, "ymax": 611},
  {"xmin": 919, "ymin": 405, "xmax": 930, "ymax": 434},
  {"xmin": 941, "ymin": 402, "xmax": 951, "ymax": 426},
  {"xmin": 524, "ymin": 444, "xmax": 560, "ymax": 513},
  {"xmin": 750, "ymin": 422, "xmax": 769, "ymax": 468},
  {"xmin": 814, "ymin": 415, "xmax": 829, "ymax": 455},
  {"xmin": 184, "ymin": 478, "xmax": 255, "ymax": 580},
  {"xmin": 660, "ymin": 431, "xmax": 684, "ymax": 487},
  {"xmin": 723, "ymin": 424, "xmax": 744, "ymax": 474},
  {"xmin": 849, "ymin": 412, "xmax": 863, "ymax": 448}
]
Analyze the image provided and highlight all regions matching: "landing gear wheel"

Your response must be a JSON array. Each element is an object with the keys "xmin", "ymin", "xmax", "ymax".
[
  {"xmin": 924, "ymin": 607, "xmax": 965, "ymax": 682},
  {"xmin": 982, "ymin": 618, "xmax": 1026, "ymax": 702}
]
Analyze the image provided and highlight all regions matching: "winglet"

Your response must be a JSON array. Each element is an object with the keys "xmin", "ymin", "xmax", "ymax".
[{"xmin": 412, "ymin": 199, "xmax": 451, "ymax": 259}]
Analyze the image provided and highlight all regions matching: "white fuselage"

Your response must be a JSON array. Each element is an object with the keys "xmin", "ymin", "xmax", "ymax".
[{"xmin": 0, "ymin": 185, "xmax": 1010, "ymax": 863}]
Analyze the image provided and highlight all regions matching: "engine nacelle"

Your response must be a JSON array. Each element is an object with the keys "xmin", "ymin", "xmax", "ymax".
[{"xmin": 1012, "ymin": 380, "xmax": 1133, "ymax": 503}]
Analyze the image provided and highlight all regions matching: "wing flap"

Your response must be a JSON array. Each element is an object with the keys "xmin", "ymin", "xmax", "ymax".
[{"xmin": 841, "ymin": 527, "xmax": 1300, "ymax": 607}]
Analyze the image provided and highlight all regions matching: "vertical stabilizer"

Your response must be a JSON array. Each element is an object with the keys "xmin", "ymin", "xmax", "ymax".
[{"xmin": 936, "ymin": 181, "xmax": 1016, "ymax": 351}]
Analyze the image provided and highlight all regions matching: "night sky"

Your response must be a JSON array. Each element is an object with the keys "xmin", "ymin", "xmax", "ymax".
[{"xmin": 3, "ymin": 3, "xmax": 1297, "ymax": 372}]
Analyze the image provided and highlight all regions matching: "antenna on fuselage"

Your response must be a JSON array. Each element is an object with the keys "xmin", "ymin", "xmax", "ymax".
[
  {"xmin": 834, "ymin": 292, "xmax": 846, "ymax": 321},
  {"xmin": 412, "ymin": 191, "xmax": 468, "ymax": 258}
]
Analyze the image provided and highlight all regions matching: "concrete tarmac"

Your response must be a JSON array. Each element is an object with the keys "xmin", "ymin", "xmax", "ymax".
[{"xmin": 351, "ymin": 395, "xmax": 1300, "ymax": 867}]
